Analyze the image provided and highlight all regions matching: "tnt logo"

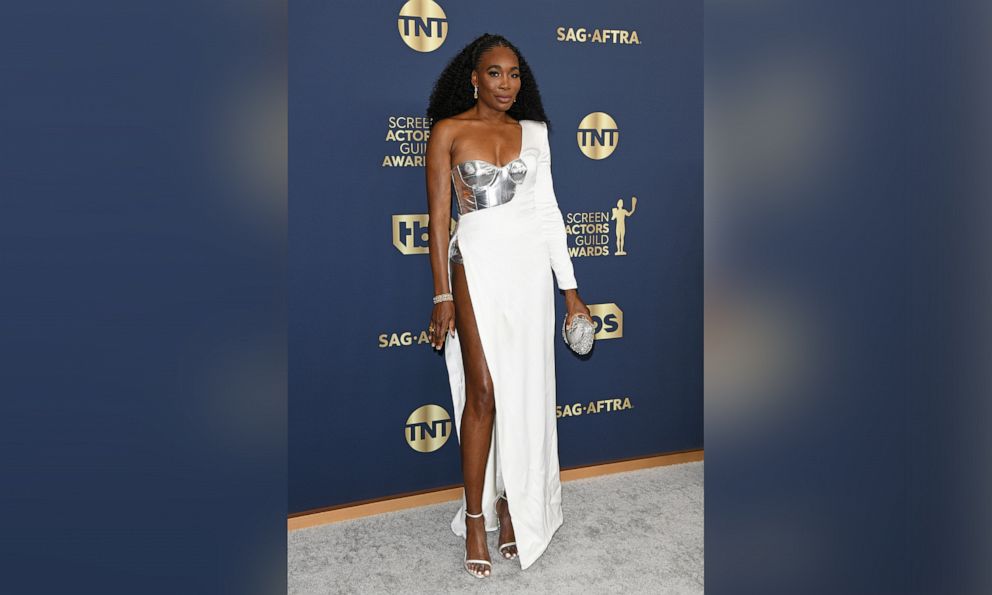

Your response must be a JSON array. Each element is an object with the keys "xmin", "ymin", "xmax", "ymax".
[
  {"xmin": 577, "ymin": 112, "xmax": 619, "ymax": 160},
  {"xmin": 397, "ymin": 0, "xmax": 448, "ymax": 53},
  {"xmin": 588, "ymin": 303, "xmax": 623, "ymax": 340},
  {"xmin": 405, "ymin": 404, "xmax": 452, "ymax": 452}
]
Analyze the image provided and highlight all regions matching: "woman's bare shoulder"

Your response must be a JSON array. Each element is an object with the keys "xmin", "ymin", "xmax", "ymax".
[
  {"xmin": 433, "ymin": 113, "xmax": 486, "ymax": 151},
  {"xmin": 430, "ymin": 116, "xmax": 470, "ymax": 142},
  {"xmin": 428, "ymin": 119, "xmax": 460, "ymax": 153}
]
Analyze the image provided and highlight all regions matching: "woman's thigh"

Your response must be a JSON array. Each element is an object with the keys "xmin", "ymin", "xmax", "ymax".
[{"xmin": 450, "ymin": 262, "xmax": 494, "ymax": 402}]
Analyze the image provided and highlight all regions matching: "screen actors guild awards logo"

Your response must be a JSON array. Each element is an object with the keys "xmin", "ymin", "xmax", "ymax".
[
  {"xmin": 405, "ymin": 404, "xmax": 452, "ymax": 452},
  {"xmin": 397, "ymin": 0, "xmax": 448, "ymax": 53},
  {"xmin": 577, "ymin": 112, "xmax": 619, "ymax": 159},
  {"xmin": 565, "ymin": 197, "xmax": 637, "ymax": 257},
  {"xmin": 383, "ymin": 115, "xmax": 432, "ymax": 167}
]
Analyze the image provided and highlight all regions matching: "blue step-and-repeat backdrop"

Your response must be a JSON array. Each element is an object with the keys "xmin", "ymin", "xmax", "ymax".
[{"xmin": 289, "ymin": 0, "xmax": 701, "ymax": 514}]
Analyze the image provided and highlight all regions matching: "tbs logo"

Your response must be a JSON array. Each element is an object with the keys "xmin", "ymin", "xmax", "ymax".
[
  {"xmin": 587, "ymin": 303, "xmax": 623, "ymax": 340},
  {"xmin": 392, "ymin": 214, "xmax": 455, "ymax": 255},
  {"xmin": 392, "ymin": 214, "xmax": 430, "ymax": 254}
]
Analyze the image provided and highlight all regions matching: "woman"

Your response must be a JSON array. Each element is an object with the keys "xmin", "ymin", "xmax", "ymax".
[{"xmin": 425, "ymin": 33, "xmax": 590, "ymax": 578}]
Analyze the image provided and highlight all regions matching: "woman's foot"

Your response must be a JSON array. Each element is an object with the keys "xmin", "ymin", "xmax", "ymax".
[
  {"xmin": 495, "ymin": 494, "xmax": 518, "ymax": 560},
  {"xmin": 464, "ymin": 511, "xmax": 491, "ymax": 578}
]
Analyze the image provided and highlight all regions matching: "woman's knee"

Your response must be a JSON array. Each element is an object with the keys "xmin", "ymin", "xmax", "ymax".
[{"xmin": 465, "ymin": 381, "xmax": 495, "ymax": 417}]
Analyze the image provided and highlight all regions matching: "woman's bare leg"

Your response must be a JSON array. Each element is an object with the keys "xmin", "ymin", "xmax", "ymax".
[
  {"xmin": 495, "ymin": 494, "xmax": 518, "ymax": 559},
  {"xmin": 450, "ymin": 261, "xmax": 497, "ymax": 576}
]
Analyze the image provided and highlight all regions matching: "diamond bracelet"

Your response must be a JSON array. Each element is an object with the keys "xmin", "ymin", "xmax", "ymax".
[{"xmin": 433, "ymin": 293, "xmax": 453, "ymax": 304}]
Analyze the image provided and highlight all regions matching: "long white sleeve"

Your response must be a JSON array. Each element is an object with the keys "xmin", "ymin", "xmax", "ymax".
[{"xmin": 532, "ymin": 121, "xmax": 578, "ymax": 290}]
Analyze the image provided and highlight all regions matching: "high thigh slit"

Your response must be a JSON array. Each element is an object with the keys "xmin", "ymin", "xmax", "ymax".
[{"xmin": 443, "ymin": 120, "xmax": 577, "ymax": 569}]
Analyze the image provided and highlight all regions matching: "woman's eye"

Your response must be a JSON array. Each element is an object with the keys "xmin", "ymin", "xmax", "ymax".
[
  {"xmin": 511, "ymin": 73, "xmax": 520, "ymax": 79},
  {"xmin": 488, "ymin": 71, "xmax": 499, "ymax": 77}
]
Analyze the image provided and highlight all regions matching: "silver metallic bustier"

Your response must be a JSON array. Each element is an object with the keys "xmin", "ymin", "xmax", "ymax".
[{"xmin": 449, "ymin": 159, "xmax": 527, "ymax": 264}]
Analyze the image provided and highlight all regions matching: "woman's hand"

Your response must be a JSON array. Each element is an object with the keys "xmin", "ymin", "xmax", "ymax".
[
  {"xmin": 563, "ymin": 289, "xmax": 592, "ymax": 330},
  {"xmin": 428, "ymin": 301, "xmax": 456, "ymax": 351}
]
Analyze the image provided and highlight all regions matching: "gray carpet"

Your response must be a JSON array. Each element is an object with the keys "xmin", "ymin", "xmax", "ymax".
[{"xmin": 288, "ymin": 461, "xmax": 704, "ymax": 594}]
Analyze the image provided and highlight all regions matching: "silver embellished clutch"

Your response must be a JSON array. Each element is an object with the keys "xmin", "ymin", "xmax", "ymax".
[{"xmin": 562, "ymin": 314, "xmax": 595, "ymax": 355}]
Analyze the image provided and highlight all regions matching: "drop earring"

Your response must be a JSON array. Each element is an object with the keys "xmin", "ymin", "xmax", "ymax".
[{"xmin": 473, "ymin": 85, "xmax": 478, "ymax": 99}]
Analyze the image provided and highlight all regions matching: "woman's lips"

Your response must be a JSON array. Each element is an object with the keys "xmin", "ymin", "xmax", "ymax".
[{"xmin": 495, "ymin": 95, "xmax": 513, "ymax": 103}]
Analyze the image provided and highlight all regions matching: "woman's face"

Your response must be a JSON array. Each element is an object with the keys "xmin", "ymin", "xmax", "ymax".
[{"xmin": 471, "ymin": 45, "xmax": 521, "ymax": 112}]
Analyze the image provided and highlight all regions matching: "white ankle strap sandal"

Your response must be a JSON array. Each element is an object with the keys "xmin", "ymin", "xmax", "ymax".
[
  {"xmin": 463, "ymin": 510, "xmax": 492, "ymax": 578},
  {"xmin": 495, "ymin": 494, "xmax": 518, "ymax": 560}
]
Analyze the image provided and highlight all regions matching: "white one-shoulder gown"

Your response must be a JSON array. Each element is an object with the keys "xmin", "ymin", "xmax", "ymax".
[{"xmin": 443, "ymin": 119, "xmax": 578, "ymax": 570}]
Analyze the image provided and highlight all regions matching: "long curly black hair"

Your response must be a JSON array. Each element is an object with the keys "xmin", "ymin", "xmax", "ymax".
[{"xmin": 427, "ymin": 33, "xmax": 550, "ymax": 129}]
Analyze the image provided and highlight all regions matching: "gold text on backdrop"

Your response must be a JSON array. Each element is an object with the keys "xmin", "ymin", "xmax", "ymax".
[
  {"xmin": 555, "ymin": 27, "xmax": 641, "ymax": 45},
  {"xmin": 557, "ymin": 397, "xmax": 634, "ymax": 418},
  {"xmin": 383, "ymin": 116, "xmax": 432, "ymax": 167},
  {"xmin": 378, "ymin": 329, "xmax": 431, "ymax": 348}
]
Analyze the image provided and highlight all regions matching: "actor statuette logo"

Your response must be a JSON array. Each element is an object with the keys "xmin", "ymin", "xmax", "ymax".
[
  {"xmin": 405, "ymin": 404, "xmax": 452, "ymax": 452},
  {"xmin": 588, "ymin": 303, "xmax": 623, "ymax": 340},
  {"xmin": 397, "ymin": 0, "xmax": 448, "ymax": 53},
  {"xmin": 577, "ymin": 112, "xmax": 619, "ymax": 159},
  {"xmin": 565, "ymin": 197, "xmax": 637, "ymax": 257},
  {"xmin": 555, "ymin": 27, "xmax": 641, "ymax": 45},
  {"xmin": 392, "ymin": 214, "xmax": 455, "ymax": 255}
]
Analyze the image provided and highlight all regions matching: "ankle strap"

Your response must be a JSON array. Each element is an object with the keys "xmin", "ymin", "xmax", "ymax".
[{"xmin": 465, "ymin": 510, "xmax": 484, "ymax": 518}]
